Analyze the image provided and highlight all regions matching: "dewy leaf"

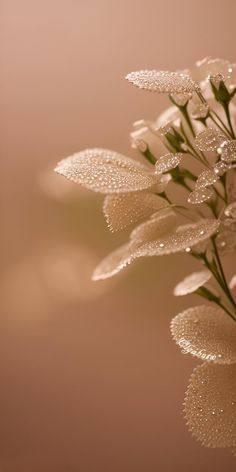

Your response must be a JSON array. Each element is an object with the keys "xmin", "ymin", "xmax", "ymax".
[
  {"xmin": 173, "ymin": 270, "xmax": 211, "ymax": 296},
  {"xmin": 171, "ymin": 305, "xmax": 236, "ymax": 364},
  {"xmin": 55, "ymin": 149, "xmax": 158, "ymax": 194},
  {"xmin": 125, "ymin": 70, "xmax": 198, "ymax": 94},
  {"xmin": 93, "ymin": 211, "xmax": 177, "ymax": 280},
  {"xmin": 196, "ymin": 169, "xmax": 219, "ymax": 189},
  {"xmin": 188, "ymin": 187, "xmax": 213, "ymax": 204},
  {"xmin": 184, "ymin": 363, "xmax": 236, "ymax": 447},
  {"xmin": 195, "ymin": 128, "xmax": 227, "ymax": 151},
  {"xmin": 135, "ymin": 219, "xmax": 220, "ymax": 257},
  {"xmin": 221, "ymin": 140, "xmax": 236, "ymax": 163},
  {"xmin": 155, "ymin": 153, "xmax": 184, "ymax": 174},
  {"xmin": 103, "ymin": 192, "xmax": 169, "ymax": 232},
  {"xmin": 130, "ymin": 210, "xmax": 177, "ymax": 243},
  {"xmin": 92, "ymin": 242, "xmax": 136, "ymax": 281}
]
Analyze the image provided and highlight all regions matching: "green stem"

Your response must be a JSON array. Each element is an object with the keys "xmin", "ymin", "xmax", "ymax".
[
  {"xmin": 211, "ymin": 237, "xmax": 236, "ymax": 310},
  {"xmin": 209, "ymin": 111, "xmax": 232, "ymax": 139}
]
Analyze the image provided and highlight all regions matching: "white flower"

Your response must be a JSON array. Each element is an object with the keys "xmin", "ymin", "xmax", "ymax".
[
  {"xmin": 173, "ymin": 270, "xmax": 212, "ymax": 296},
  {"xmin": 171, "ymin": 305, "xmax": 236, "ymax": 364},
  {"xmin": 130, "ymin": 119, "xmax": 167, "ymax": 156}
]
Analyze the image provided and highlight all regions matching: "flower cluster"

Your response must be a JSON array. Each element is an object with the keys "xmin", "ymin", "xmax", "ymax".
[{"xmin": 55, "ymin": 57, "xmax": 236, "ymax": 455}]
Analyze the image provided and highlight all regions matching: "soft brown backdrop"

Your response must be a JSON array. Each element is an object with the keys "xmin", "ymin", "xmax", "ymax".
[{"xmin": 1, "ymin": 0, "xmax": 236, "ymax": 470}]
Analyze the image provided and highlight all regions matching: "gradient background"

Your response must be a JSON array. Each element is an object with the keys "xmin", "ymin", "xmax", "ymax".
[{"xmin": 1, "ymin": 0, "xmax": 236, "ymax": 470}]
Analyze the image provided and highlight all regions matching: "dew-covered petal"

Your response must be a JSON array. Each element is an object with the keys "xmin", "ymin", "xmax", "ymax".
[
  {"xmin": 55, "ymin": 149, "xmax": 158, "ymax": 194},
  {"xmin": 103, "ymin": 192, "xmax": 169, "ymax": 232},
  {"xmin": 155, "ymin": 153, "xmax": 184, "ymax": 174},
  {"xmin": 135, "ymin": 219, "xmax": 220, "ymax": 257},
  {"xmin": 171, "ymin": 305, "xmax": 236, "ymax": 364},
  {"xmin": 196, "ymin": 169, "xmax": 219, "ymax": 189},
  {"xmin": 195, "ymin": 129, "xmax": 227, "ymax": 151},
  {"xmin": 229, "ymin": 275, "xmax": 236, "ymax": 290},
  {"xmin": 125, "ymin": 70, "xmax": 197, "ymax": 94},
  {"xmin": 130, "ymin": 210, "xmax": 177, "ymax": 243},
  {"xmin": 188, "ymin": 187, "xmax": 214, "ymax": 204},
  {"xmin": 213, "ymin": 160, "xmax": 230, "ymax": 176},
  {"xmin": 173, "ymin": 270, "xmax": 211, "ymax": 296},
  {"xmin": 184, "ymin": 363, "xmax": 236, "ymax": 447},
  {"xmin": 221, "ymin": 141, "xmax": 236, "ymax": 163},
  {"xmin": 92, "ymin": 242, "xmax": 136, "ymax": 280}
]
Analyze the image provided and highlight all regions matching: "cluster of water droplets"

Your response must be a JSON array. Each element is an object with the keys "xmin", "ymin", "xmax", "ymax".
[
  {"xmin": 184, "ymin": 363, "xmax": 236, "ymax": 448},
  {"xmin": 125, "ymin": 70, "xmax": 198, "ymax": 94}
]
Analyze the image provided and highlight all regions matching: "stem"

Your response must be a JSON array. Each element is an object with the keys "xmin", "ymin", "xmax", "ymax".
[
  {"xmin": 209, "ymin": 111, "xmax": 232, "ymax": 139},
  {"xmin": 211, "ymin": 237, "xmax": 236, "ymax": 310},
  {"xmin": 223, "ymin": 102, "xmax": 236, "ymax": 139}
]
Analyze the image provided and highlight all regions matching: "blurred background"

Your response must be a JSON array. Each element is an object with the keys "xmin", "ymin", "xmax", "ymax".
[{"xmin": 1, "ymin": 0, "xmax": 236, "ymax": 470}]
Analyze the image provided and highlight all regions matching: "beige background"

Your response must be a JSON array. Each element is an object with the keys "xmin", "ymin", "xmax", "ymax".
[{"xmin": 1, "ymin": 0, "xmax": 236, "ymax": 470}]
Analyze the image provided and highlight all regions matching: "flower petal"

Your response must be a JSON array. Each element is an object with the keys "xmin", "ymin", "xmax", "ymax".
[
  {"xmin": 130, "ymin": 210, "xmax": 177, "ymax": 243},
  {"xmin": 103, "ymin": 192, "xmax": 169, "ymax": 232},
  {"xmin": 173, "ymin": 270, "xmax": 211, "ymax": 296},
  {"xmin": 184, "ymin": 363, "xmax": 236, "ymax": 447},
  {"xmin": 213, "ymin": 160, "xmax": 230, "ymax": 176},
  {"xmin": 125, "ymin": 70, "xmax": 197, "ymax": 94},
  {"xmin": 188, "ymin": 187, "xmax": 213, "ymax": 204},
  {"xmin": 221, "ymin": 141, "xmax": 236, "ymax": 163},
  {"xmin": 196, "ymin": 169, "xmax": 219, "ymax": 189},
  {"xmin": 55, "ymin": 149, "xmax": 157, "ymax": 194},
  {"xmin": 92, "ymin": 242, "xmax": 136, "ymax": 281},
  {"xmin": 155, "ymin": 153, "xmax": 184, "ymax": 174},
  {"xmin": 135, "ymin": 219, "xmax": 220, "ymax": 257},
  {"xmin": 92, "ymin": 211, "xmax": 177, "ymax": 280},
  {"xmin": 195, "ymin": 129, "xmax": 227, "ymax": 151},
  {"xmin": 171, "ymin": 305, "xmax": 236, "ymax": 364}
]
